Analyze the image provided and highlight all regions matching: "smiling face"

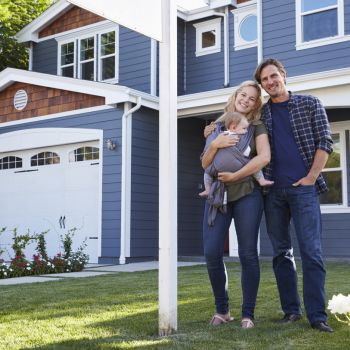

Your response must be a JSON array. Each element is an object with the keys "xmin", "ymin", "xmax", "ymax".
[
  {"xmin": 234, "ymin": 86, "xmax": 259, "ymax": 116},
  {"xmin": 260, "ymin": 64, "xmax": 289, "ymax": 102}
]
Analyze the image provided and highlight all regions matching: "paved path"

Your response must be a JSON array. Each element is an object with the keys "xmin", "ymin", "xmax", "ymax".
[{"xmin": 0, "ymin": 261, "xmax": 204, "ymax": 286}]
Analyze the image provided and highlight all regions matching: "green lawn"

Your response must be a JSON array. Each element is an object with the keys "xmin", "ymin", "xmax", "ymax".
[{"xmin": 0, "ymin": 261, "xmax": 349, "ymax": 350}]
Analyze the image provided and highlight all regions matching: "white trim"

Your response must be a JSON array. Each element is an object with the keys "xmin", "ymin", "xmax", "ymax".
[
  {"xmin": 98, "ymin": 133, "xmax": 104, "ymax": 260},
  {"xmin": 257, "ymin": 0, "xmax": 263, "ymax": 62},
  {"xmin": 150, "ymin": 39, "xmax": 158, "ymax": 96},
  {"xmin": 193, "ymin": 18, "xmax": 222, "ymax": 57},
  {"xmin": 295, "ymin": 0, "xmax": 345, "ymax": 50},
  {"xmin": 231, "ymin": 4, "xmax": 258, "ymax": 51}
]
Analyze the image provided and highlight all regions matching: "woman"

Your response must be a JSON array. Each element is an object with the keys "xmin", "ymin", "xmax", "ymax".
[{"xmin": 202, "ymin": 80, "xmax": 271, "ymax": 329}]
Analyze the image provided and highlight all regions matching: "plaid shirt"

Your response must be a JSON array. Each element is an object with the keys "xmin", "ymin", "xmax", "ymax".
[{"xmin": 261, "ymin": 92, "xmax": 333, "ymax": 194}]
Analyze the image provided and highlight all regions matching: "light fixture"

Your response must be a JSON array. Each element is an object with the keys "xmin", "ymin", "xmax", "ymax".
[{"xmin": 106, "ymin": 139, "xmax": 117, "ymax": 151}]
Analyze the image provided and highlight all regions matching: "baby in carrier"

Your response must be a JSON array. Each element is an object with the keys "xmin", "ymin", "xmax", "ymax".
[{"xmin": 199, "ymin": 111, "xmax": 273, "ymax": 198}]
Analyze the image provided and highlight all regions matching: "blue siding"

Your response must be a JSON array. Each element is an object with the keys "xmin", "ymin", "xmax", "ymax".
[
  {"xmin": 119, "ymin": 26, "xmax": 151, "ymax": 94},
  {"xmin": 178, "ymin": 18, "xmax": 185, "ymax": 95},
  {"xmin": 178, "ymin": 117, "xmax": 207, "ymax": 255},
  {"xmin": 0, "ymin": 108, "xmax": 123, "ymax": 263},
  {"xmin": 130, "ymin": 108, "xmax": 159, "ymax": 257},
  {"xmin": 185, "ymin": 18, "xmax": 225, "ymax": 93},
  {"xmin": 32, "ymin": 39, "xmax": 58, "ymax": 75},
  {"xmin": 346, "ymin": 1, "xmax": 350, "ymax": 35},
  {"xmin": 263, "ymin": 0, "xmax": 350, "ymax": 77}
]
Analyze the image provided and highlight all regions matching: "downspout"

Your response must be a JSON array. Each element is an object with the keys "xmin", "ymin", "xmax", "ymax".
[
  {"xmin": 213, "ymin": 7, "xmax": 229, "ymax": 87},
  {"xmin": 257, "ymin": 0, "xmax": 263, "ymax": 63},
  {"xmin": 28, "ymin": 42, "xmax": 33, "ymax": 71},
  {"xmin": 120, "ymin": 96, "xmax": 142, "ymax": 265}
]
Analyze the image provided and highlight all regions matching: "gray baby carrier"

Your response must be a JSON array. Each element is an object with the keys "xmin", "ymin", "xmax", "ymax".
[{"xmin": 204, "ymin": 122, "xmax": 255, "ymax": 226}]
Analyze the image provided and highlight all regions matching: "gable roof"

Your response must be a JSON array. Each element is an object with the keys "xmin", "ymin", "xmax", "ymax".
[{"xmin": 0, "ymin": 68, "xmax": 159, "ymax": 110}]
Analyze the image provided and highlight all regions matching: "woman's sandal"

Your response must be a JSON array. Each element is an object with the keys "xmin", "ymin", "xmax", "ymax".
[
  {"xmin": 209, "ymin": 313, "xmax": 234, "ymax": 326},
  {"xmin": 241, "ymin": 318, "xmax": 255, "ymax": 329}
]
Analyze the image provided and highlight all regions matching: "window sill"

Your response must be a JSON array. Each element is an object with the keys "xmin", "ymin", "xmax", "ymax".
[
  {"xmin": 234, "ymin": 42, "xmax": 257, "ymax": 51},
  {"xmin": 195, "ymin": 47, "xmax": 221, "ymax": 57},
  {"xmin": 296, "ymin": 35, "xmax": 350, "ymax": 50},
  {"xmin": 321, "ymin": 206, "xmax": 350, "ymax": 214}
]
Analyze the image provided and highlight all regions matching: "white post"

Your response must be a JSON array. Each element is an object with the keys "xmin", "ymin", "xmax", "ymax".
[{"xmin": 158, "ymin": 0, "xmax": 178, "ymax": 336}]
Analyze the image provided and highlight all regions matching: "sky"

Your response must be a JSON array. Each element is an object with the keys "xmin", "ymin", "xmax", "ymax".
[{"xmin": 176, "ymin": 0, "xmax": 208, "ymax": 11}]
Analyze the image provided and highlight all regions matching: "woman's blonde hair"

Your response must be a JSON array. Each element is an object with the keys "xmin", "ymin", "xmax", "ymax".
[{"xmin": 216, "ymin": 80, "xmax": 263, "ymax": 124}]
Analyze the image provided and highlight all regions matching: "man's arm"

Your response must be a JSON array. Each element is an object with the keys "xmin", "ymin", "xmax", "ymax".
[{"xmin": 292, "ymin": 149, "xmax": 329, "ymax": 186}]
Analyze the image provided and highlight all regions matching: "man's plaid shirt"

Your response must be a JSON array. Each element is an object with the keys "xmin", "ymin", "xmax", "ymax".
[{"xmin": 261, "ymin": 92, "xmax": 333, "ymax": 194}]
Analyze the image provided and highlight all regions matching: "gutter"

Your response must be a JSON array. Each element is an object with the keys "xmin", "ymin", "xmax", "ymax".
[
  {"xmin": 119, "ymin": 96, "xmax": 142, "ymax": 265},
  {"xmin": 257, "ymin": 0, "xmax": 263, "ymax": 63}
]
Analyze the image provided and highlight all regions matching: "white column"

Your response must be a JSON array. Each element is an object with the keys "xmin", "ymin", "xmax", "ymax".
[{"xmin": 158, "ymin": 0, "xmax": 178, "ymax": 336}]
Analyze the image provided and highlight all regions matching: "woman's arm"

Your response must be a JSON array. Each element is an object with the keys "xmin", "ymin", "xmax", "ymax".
[
  {"xmin": 217, "ymin": 133, "xmax": 271, "ymax": 183},
  {"xmin": 201, "ymin": 133, "xmax": 239, "ymax": 169}
]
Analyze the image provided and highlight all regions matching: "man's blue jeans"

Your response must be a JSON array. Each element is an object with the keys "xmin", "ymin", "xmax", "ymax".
[
  {"xmin": 264, "ymin": 185, "xmax": 327, "ymax": 324},
  {"xmin": 203, "ymin": 187, "xmax": 263, "ymax": 320}
]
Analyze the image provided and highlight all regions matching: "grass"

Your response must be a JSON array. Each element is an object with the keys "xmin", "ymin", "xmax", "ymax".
[{"xmin": 0, "ymin": 261, "xmax": 349, "ymax": 350}]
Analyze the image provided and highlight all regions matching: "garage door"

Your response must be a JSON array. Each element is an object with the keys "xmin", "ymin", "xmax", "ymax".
[{"xmin": 0, "ymin": 140, "xmax": 100, "ymax": 263}]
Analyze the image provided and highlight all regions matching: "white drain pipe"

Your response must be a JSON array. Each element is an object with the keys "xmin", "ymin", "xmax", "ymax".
[{"xmin": 119, "ymin": 96, "xmax": 142, "ymax": 265}]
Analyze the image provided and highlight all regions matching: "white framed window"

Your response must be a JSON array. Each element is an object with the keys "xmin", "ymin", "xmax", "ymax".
[
  {"xmin": 320, "ymin": 126, "xmax": 347, "ymax": 209},
  {"xmin": 193, "ymin": 18, "xmax": 222, "ymax": 57},
  {"xmin": 31, "ymin": 152, "xmax": 60, "ymax": 166},
  {"xmin": 0, "ymin": 156, "xmax": 22, "ymax": 170},
  {"xmin": 98, "ymin": 29, "xmax": 118, "ymax": 82},
  {"xmin": 296, "ymin": 0, "xmax": 350, "ymax": 50},
  {"xmin": 56, "ymin": 24, "xmax": 118, "ymax": 82},
  {"xmin": 58, "ymin": 40, "xmax": 75, "ymax": 78},
  {"xmin": 232, "ymin": 4, "xmax": 258, "ymax": 50},
  {"xmin": 78, "ymin": 35, "xmax": 96, "ymax": 81}
]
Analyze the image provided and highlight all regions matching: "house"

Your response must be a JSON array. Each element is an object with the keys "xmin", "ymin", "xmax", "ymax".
[{"xmin": 0, "ymin": 0, "xmax": 349, "ymax": 264}]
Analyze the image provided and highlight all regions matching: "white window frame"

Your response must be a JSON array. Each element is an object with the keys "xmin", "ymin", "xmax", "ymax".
[
  {"xmin": 57, "ymin": 39, "xmax": 76, "ymax": 78},
  {"xmin": 78, "ymin": 33, "xmax": 97, "ymax": 81},
  {"xmin": 231, "ymin": 3, "xmax": 258, "ymax": 51},
  {"xmin": 97, "ymin": 28, "xmax": 119, "ymax": 83},
  {"xmin": 321, "ymin": 123, "xmax": 348, "ymax": 213},
  {"xmin": 193, "ymin": 18, "xmax": 222, "ymax": 57},
  {"xmin": 295, "ymin": 0, "xmax": 350, "ymax": 50}
]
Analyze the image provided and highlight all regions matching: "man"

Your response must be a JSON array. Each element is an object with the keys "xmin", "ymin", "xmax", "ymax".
[{"xmin": 254, "ymin": 58, "xmax": 334, "ymax": 333}]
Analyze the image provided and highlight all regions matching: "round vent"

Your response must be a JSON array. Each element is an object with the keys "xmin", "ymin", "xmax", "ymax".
[{"xmin": 13, "ymin": 90, "xmax": 28, "ymax": 111}]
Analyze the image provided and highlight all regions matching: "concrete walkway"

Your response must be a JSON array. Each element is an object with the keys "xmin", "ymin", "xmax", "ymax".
[{"xmin": 0, "ymin": 261, "xmax": 205, "ymax": 286}]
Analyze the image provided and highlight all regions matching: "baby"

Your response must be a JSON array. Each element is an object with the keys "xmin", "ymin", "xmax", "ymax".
[{"xmin": 199, "ymin": 112, "xmax": 273, "ymax": 198}]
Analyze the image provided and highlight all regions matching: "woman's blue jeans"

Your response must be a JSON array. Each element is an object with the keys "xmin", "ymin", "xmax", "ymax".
[
  {"xmin": 203, "ymin": 187, "xmax": 263, "ymax": 319},
  {"xmin": 264, "ymin": 185, "xmax": 327, "ymax": 324}
]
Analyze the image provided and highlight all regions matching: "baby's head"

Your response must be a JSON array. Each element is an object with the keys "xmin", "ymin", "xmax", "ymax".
[{"xmin": 223, "ymin": 112, "xmax": 249, "ymax": 134}]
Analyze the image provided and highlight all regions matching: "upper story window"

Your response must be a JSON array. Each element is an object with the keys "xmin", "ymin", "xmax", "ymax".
[
  {"xmin": 232, "ymin": 4, "xmax": 258, "ymax": 50},
  {"xmin": 69, "ymin": 146, "xmax": 99, "ymax": 162},
  {"xmin": 0, "ymin": 156, "xmax": 22, "ymax": 170},
  {"xmin": 296, "ymin": 0, "xmax": 349, "ymax": 50},
  {"xmin": 193, "ymin": 18, "xmax": 222, "ymax": 57},
  {"xmin": 320, "ymin": 130, "xmax": 347, "ymax": 208},
  {"xmin": 31, "ymin": 152, "xmax": 60, "ymax": 166},
  {"xmin": 57, "ymin": 26, "xmax": 118, "ymax": 83}
]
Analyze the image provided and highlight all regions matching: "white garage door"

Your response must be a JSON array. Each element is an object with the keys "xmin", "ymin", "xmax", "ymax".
[{"xmin": 0, "ymin": 139, "xmax": 101, "ymax": 263}]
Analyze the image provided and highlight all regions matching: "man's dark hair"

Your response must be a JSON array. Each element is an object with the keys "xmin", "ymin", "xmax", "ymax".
[{"xmin": 254, "ymin": 58, "xmax": 287, "ymax": 84}]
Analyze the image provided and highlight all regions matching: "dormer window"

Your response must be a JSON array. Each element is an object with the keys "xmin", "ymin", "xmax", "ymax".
[
  {"xmin": 193, "ymin": 18, "xmax": 222, "ymax": 57},
  {"xmin": 57, "ymin": 26, "xmax": 118, "ymax": 83}
]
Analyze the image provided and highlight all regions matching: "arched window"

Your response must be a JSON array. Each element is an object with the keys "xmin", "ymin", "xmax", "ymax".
[
  {"xmin": 31, "ymin": 152, "xmax": 60, "ymax": 166},
  {"xmin": 69, "ymin": 146, "xmax": 99, "ymax": 162},
  {"xmin": 0, "ymin": 156, "xmax": 22, "ymax": 170}
]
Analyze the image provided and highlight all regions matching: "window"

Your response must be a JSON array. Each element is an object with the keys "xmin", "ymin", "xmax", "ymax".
[
  {"xmin": 0, "ymin": 156, "xmax": 22, "ymax": 170},
  {"xmin": 193, "ymin": 18, "xmax": 221, "ymax": 57},
  {"xmin": 69, "ymin": 147, "xmax": 99, "ymax": 162},
  {"xmin": 31, "ymin": 152, "xmax": 60, "ymax": 166},
  {"xmin": 99, "ymin": 31, "xmax": 116, "ymax": 81},
  {"xmin": 232, "ymin": 5, "xmax": 258, "ymax": 50},
  {"xmin": 79, "ymin": 36, "xmax": 95, "ymax": 81},
  {"xmin": 320, "ymin": 132, "xmax": 346, "ymax": 206},
  {"xmin": 296, "ymin": 0, "xmax": 349, "ymax": 50},
  {"xmin": 59, "ymin": 41, "xmax": 75, "ymax": 78},
  {"xmin": 57, "ymin": 26, "xmax": 118, "ymax": 82}
]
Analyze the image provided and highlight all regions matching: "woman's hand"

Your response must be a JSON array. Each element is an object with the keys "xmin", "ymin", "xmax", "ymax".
[
  {"xmin": 217, "ymin": 172, "xmax": 235, "ymax": 183},
  {"xmin": 204, "ymin": 122, "xmax": 216, "ymax": 138},
  {"xmin": 212, "ymin": 132, "xmax": 239, "ymax": 149}
]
